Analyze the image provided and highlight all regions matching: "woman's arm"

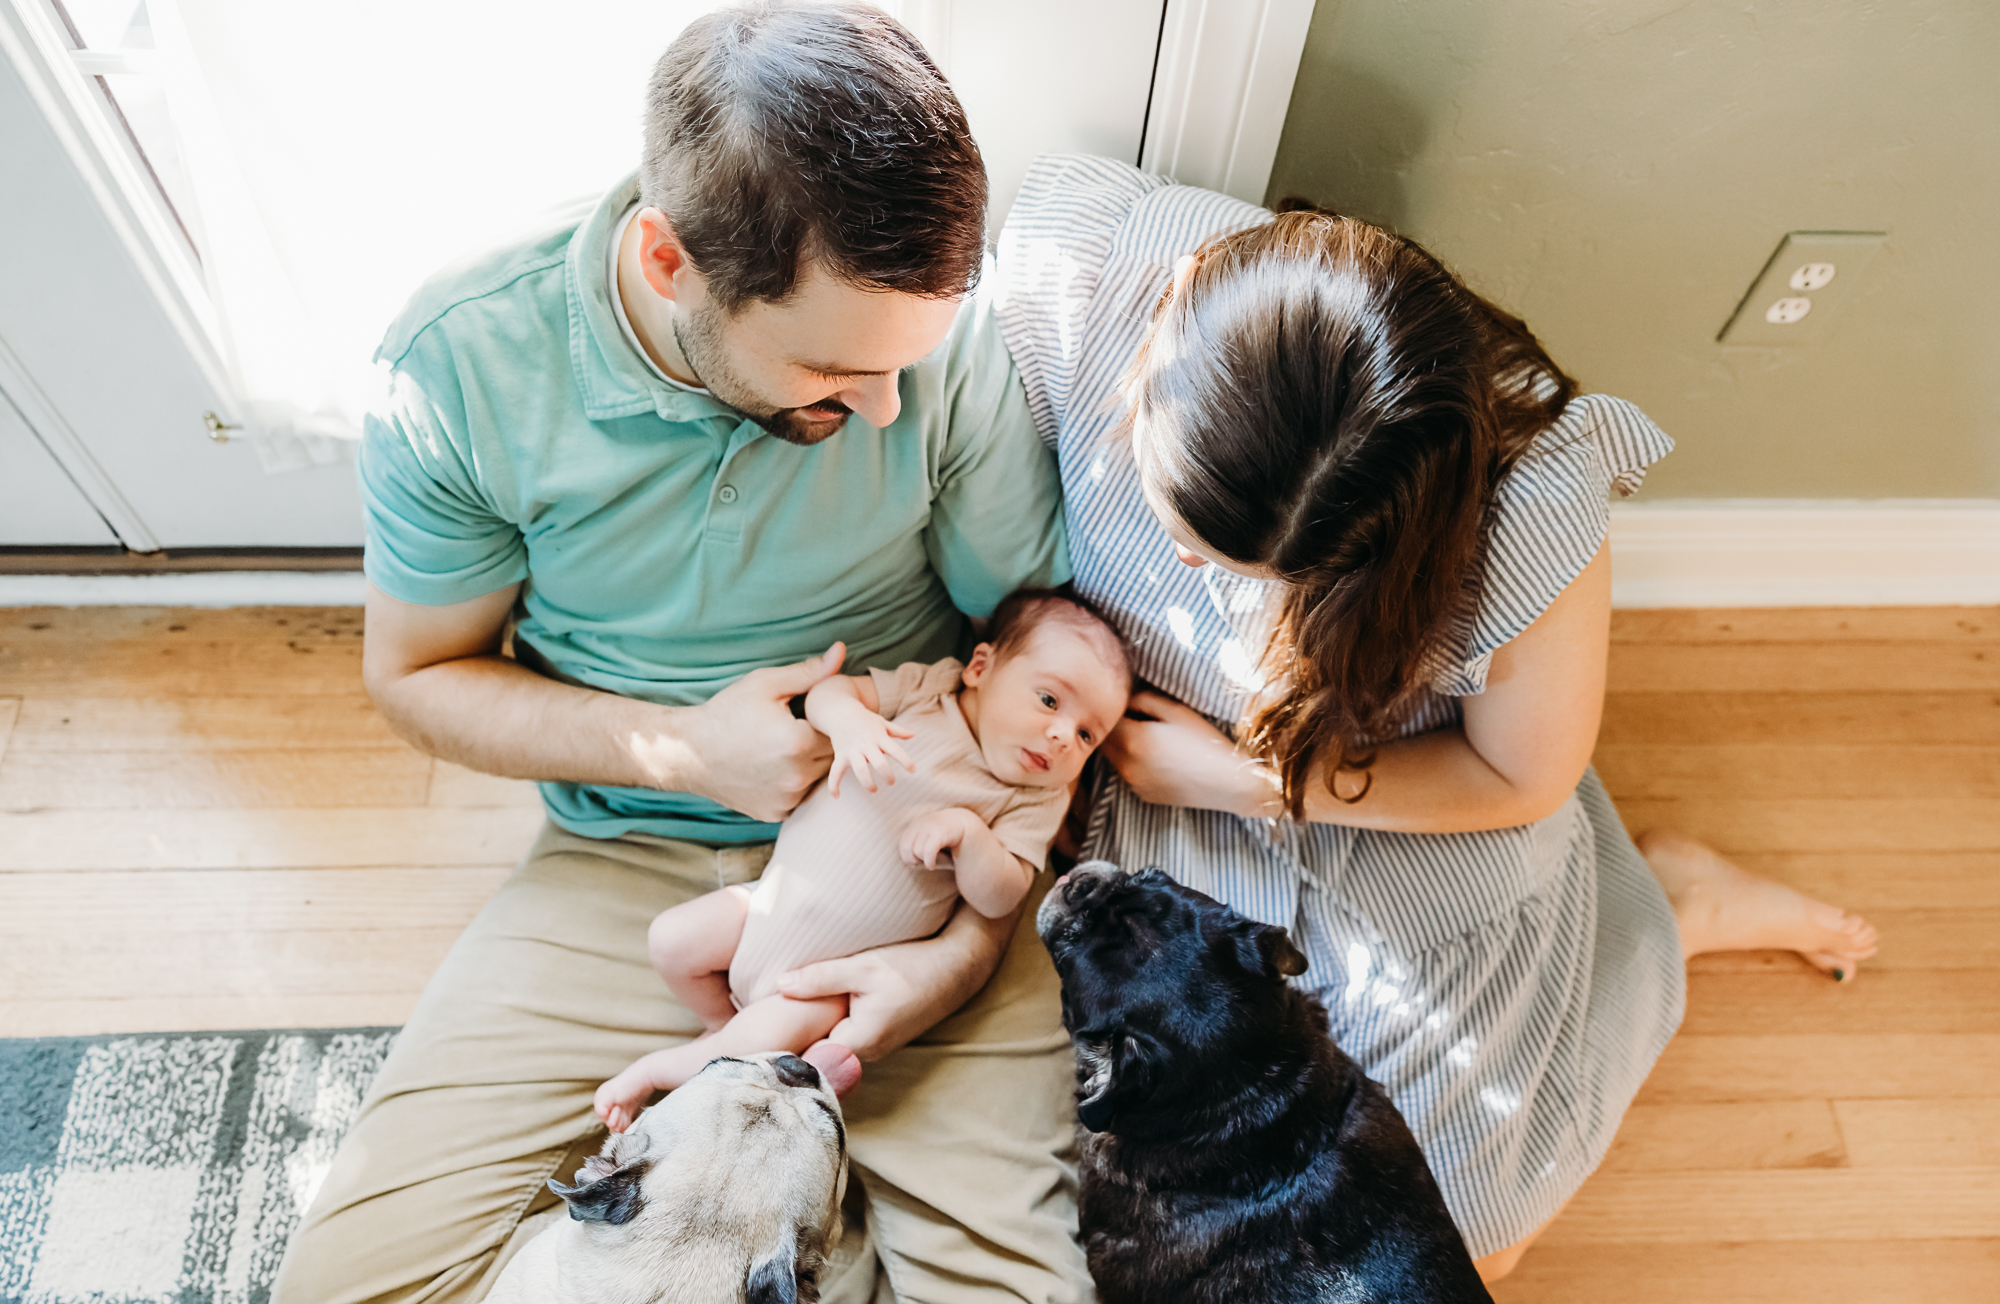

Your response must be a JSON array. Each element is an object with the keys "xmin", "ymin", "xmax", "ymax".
[{"xmin": 1102, "ymin": 543, "xmax": 1611, "ymax": 835}]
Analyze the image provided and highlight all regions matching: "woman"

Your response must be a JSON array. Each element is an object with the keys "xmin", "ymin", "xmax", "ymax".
[{"xmin": 995, "ymin": 155, "xmax": 1877, "ymax": 1282}]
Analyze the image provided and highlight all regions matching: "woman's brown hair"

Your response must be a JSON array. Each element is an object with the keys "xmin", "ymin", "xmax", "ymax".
[{"xmin": 1126, "ymin": 202, "xmax": 1576, "ymax": 815}]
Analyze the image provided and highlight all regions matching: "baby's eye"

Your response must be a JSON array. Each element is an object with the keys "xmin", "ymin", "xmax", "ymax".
[
  {"xmin": 1078, "ymin": 728, "xmax": 1094, "ymax": 745},
  {"xmin": 1038, "ymin": 691, "xmax": 1057, "ymax": 709}
]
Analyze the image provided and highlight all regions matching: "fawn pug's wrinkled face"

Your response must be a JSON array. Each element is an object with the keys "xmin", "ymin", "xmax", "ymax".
[
  {"xmin": 1035, "ymin": 862, "xmax": 1308, "ymax": 1137},
  {"xmin": 546, "ymin": 1051, "xmax": 848, "ymax": 1303}
]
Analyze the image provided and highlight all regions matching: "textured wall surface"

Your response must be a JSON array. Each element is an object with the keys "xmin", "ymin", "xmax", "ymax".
[{"xmin": 1268, "ymin": 0, "xmax": 2000, "ymax": 498}]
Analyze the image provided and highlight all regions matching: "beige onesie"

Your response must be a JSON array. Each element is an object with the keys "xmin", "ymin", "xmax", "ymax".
[{"xmin": 728, "ymin": 658, "xmax": 1068, "ymax": 1006}]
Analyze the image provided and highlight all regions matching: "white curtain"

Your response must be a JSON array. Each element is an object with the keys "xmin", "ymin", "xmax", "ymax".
[{"xmin": 147, "ymin": 0, "xmax": 714, "ymax": 465}]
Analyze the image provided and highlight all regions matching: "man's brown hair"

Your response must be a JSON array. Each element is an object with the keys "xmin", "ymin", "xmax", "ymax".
[{"xmin": 641, "ymin": 0, "xmax": 987, "ymax": 311}]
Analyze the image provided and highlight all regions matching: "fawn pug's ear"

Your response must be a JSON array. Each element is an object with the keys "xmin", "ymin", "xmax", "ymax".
[
  {"xmin": 1076, "ymin": 1029, "xmax": 1168, "ymax": 1133},
  {"xmin": 1223, "ymin": 919, "xmax": 1308, "ymax": 980},
  {"xmin": 747, "ymin": 1228, "xmax": 824, "ymax": 1304},
  {"xmin": 547, "ymin": 1160, "xmax": 651, "ymax": 1225}
]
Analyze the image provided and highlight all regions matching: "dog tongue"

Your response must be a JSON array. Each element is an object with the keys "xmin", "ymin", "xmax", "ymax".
[{"xmin": 803, "ymin": 1040, "xmax": 863, "ymax": 1098}]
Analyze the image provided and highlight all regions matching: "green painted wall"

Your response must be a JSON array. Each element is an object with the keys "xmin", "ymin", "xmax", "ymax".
[{"xmin": 1267, "ymin": 0, "xmax": 2000, "ymax": 499}]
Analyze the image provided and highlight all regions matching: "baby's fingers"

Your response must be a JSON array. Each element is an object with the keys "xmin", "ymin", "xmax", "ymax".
[
  {"xmin": 886, "ymin": 722, "xmax": 916, "ymax": 740},
  {"xmin": 882, "ymin": 738, "xmax": 915, "ymax": 772},
  {"xmin": 827, "ymin": 756, "xmax": 849, "ymax": 798}
]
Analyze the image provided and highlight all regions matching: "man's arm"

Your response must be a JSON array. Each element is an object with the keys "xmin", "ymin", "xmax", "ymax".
[{"xmin": 361, "ymin": 581, "xmax": 839, "ymax": 823}]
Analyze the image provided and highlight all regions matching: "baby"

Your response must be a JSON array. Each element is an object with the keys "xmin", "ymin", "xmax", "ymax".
[{"xmin": 596, "ymin": 589, "xmax": 1132, "ymax": 1131}]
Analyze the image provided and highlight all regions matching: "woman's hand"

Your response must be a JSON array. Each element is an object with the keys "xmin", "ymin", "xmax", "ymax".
[{"xmin": 1100, "ymin": 690, "xmax": 1282, "ymax": 819}]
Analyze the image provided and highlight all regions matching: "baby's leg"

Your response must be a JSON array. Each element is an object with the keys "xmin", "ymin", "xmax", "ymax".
[
  {"xmin": 594, "ymin": 993, "xmax": 848, "ymax": 1132},
  {"xmin": 646, "ymin": 885, "xmax": 752, "ymax": 1032}
]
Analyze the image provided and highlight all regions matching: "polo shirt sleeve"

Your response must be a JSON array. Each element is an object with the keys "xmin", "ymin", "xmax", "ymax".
[
  {"xmin": 920, "ymin": 277, "xmax": 1073, "ymax": 619},
  {"xmin": 359, "ymin": 337, "xmax": 530, "ymax": 607}
]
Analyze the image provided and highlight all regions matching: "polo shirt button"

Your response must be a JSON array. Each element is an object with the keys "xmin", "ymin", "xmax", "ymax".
[{"xmin": 717, "ymin": 485, "xmax": 739, "ymax": 504}]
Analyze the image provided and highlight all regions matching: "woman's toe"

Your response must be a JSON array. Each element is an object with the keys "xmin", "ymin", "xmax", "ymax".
[{"xmin": 1805, "ymin": 952, "xmax": 1859, "ymax": 983}]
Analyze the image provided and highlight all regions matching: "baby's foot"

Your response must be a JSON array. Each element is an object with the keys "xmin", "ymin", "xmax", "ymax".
[
  {"xmin": 594, "ymin": 1052, "xmax": 686, "ymax": 1134},
  {"xmin": 803, "ymin": 1040, "xmax": 863, "ymax": 1097},
  {"xmin": 1637, "ymin": 829, "xmax": 1879, "ymax": 980}
]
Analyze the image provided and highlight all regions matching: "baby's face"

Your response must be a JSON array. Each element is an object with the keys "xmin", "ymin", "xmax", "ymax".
[{"xmin": 963, "ymin": 622, "xmax": 1130, "ymax": 790}]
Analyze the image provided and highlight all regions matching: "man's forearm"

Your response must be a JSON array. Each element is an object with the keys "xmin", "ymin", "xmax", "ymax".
[{"xmin": 372, "ymin": 653, "xmax": 690, "ymax": 789}]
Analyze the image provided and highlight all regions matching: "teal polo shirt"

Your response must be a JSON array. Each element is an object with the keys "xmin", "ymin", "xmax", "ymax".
[{"xmin": 361, "ymin": 175, "xmax": 1069, "ymax": 843}]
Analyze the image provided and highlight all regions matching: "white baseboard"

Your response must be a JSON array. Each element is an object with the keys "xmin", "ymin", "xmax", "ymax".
[
  {"xmin": 5, "ymin": 502, "xmax": 1995, "ymax": 610},
  {"xmin": 1609, "ymin": 499, "xmax": 2000, "ymax": 608},
  {"xmin": 0, "ymin": 570, "xmax": 368, "ymax": 607}
]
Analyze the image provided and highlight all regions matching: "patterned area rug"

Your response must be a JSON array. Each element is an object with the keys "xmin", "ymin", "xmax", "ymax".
[{"xmin": 0, "ymin": 1028, "xmax": 396, "ymax": 1304}]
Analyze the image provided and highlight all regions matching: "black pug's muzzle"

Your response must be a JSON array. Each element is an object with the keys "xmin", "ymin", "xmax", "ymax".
[{"xmin": 1036, "ymin": 861, "xmax": 1307, "ymax": 1136}]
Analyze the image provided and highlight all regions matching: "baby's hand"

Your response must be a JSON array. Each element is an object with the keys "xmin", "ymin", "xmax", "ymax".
[
  {"xmin": 825, "ymin": 709, "xmax": 916, "ymax": 797},
  {"xmin": 900, "ymin": 806, "xmax": 976, "ymax": 870}
]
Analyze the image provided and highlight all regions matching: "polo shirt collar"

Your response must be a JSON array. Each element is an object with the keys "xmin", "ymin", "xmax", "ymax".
[{"xmin": 566, "ymin": 175, "xmax": 743, "ymax": 426}]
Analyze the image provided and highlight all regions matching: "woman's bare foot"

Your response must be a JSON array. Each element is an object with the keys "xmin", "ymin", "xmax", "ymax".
[{"xmin": 1637, "ymin": 829, "xmax": 1878, "ymax": 981}]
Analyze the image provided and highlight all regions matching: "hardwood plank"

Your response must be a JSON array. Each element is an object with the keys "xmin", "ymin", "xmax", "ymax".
[
  {"xmin": 1598, "ymin": 692, "xmax": 2000, "ymax": 746},
  {"xmin": 1680, "ymin": 970, "xmax": 2000, "ymax": 1036},
  {"xmin": 1608, "ymin": 641, "xmax": 2000, "ymax": 692},
  {"xmin": 6, "ymin": 695, "xmax": 403, "ymax": 751},
  {"xmin": 1610, "ymin": 607, "xmax": 1999, "ymax": 644},
  {"xmin": 1724, "ymin": 851, "xmax": 2000, "ymax": 911},
  {"xmin": 1537, "ymin": 1168, "xmax": 2000, "ymax": 1244},
  {"xmin": 0, "ymin": 696, "xmax": 17, "ymax": 765},
  {"xmin": 0, "ymin": 605, "xmax": 367, "ymax": 696},
  {"xmin": 0, "ymin": 806, "xmax": 544, "ymax": 871},
  {"xmin": 1598, "ymin": 1101, "xmax": 1845, "ymax": 1172},
  {"xmin": 1836, "ymin": 1100, "xmax": 2000, "ymax": 1169},
  {"xmin": 1635, "ymin": 1035, "xmax": 2000, "ymax": 1105},
  {"xmin": 0, "ymin": 993, "xmax": 421, "ymax": 1037},
  {"xmin": 429, "ymin": 760, "xmax": 544, "ymax": 809},
  {"xmin": 1613, "ymin": 797, "xmax": 2000, "ymax": 853},
  {"xmin": 0, "ymin": 868, "xmax": 508, "ymax": 933},
  {"xmin": 1, "ymin": 926, "xmax": 463, "ymax": 1000},
  {"xmin": 1593, "ymin": 744, "xmax": 2000, "ymax": 800},
  {"xmin": 1687, "ymin": 909, "xmax": 2000, "ymax": 973},
  {"xmin": 0, "ymin": 749, "xmax": 434, "ymax": 811},
  {"xmin": 1494, "ymin": 1239, "xmax": 2000, "ymax": 1304}
]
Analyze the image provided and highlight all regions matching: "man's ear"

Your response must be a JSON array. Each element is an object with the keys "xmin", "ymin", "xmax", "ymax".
[
  {"xmin": 1225, "ymin": 920, "xmax": 1308, "ymax": 980},
  {"xmin": 547, "ymin": 1160, "xmax": 650, "ymax": 1225},
  {"xmin": 634, "ymin": 207, "xmax": 694, "ymax": 302},
  {"xmin": 1076, "ymin": 1030, "xmax": 1167, "ymax": 1133}
]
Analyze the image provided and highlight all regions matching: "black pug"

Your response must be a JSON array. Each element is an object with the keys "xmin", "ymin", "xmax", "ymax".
[{"xmin": 1036, "ymin": 861, "xmax": 1493, "ymax": 1304}]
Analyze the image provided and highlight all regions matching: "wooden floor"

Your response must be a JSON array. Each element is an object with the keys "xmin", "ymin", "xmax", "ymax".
[{"xmin": 2, "ymin": 605, "xmax": 1996, "ymax": 1299}]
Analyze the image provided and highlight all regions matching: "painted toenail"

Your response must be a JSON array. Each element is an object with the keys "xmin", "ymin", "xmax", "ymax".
[{"xmin": 1833, "ymin": 968, "xmax": 1847, "ymax": 982}]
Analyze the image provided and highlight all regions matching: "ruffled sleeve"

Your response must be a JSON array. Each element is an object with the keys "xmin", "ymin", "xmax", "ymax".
[
  {"xmin": 994, "ymin": 154, "xmax": 1172, "ymax": 449},
  {"xmin": 868, "ymin": 658, "xmax": 966, "ymax": 721},
  {"xmin": 1432, "ymin": 394, "xmax": 1674, "ymax": 696}
]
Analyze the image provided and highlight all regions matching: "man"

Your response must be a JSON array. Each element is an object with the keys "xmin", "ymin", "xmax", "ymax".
[{"xmin": 273, "ymin": 5, "xmax": 1089, "ymax": 1301}]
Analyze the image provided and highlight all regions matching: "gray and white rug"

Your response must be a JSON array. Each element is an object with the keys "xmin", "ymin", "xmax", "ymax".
[{"xmin": 0, "ymin": 1028, "xmax": 396, "ymax": 1304}]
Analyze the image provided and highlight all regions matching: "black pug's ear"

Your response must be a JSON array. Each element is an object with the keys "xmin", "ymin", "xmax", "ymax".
[
  {"xmin": 1076, "ymin": 1029, "xmax": 1168, "ymax": 1133},
  {"xmin": 547, "ymin": 1160, "xmax": 650, "ymax": 1225},
  {"xmin": 1225, "ymin": 920, "xmax": 1309, "ymax": 980}
]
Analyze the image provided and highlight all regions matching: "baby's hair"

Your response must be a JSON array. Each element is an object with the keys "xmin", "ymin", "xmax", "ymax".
[{"xmin": 985, "ymin": 587, "xmax": 1132, "ymax": 686}]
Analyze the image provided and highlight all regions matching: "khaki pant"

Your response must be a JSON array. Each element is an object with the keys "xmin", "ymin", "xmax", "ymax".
[{"xmin": 272, "ymin": 823, "xmax": 1090, "ymax": 1304}]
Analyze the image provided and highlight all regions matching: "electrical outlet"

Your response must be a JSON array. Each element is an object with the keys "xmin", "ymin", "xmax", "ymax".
[{"xmin": 1717, "ymin": 231, "xmax": 1886, "ymax": 345}]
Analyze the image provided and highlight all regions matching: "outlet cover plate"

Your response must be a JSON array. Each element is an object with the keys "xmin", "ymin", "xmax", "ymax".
[{"xmin": 1718, "ymin": 231, "xmax": 1887, "ymax": 346}]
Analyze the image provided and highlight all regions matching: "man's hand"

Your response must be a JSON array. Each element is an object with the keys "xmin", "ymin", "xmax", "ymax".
[
  {"xmin": 774, "ymin": 904, "xmax": 1009, "ymax": 1060},
  {"xmin": 647, "ymin": 644, "xmax": 844, "ymax": 822}
]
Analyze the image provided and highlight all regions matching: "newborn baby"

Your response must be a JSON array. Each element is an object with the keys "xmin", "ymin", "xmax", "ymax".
[{"xmin": 597, "ymin": 590, "xmax": 1132, "ymax": 1131}]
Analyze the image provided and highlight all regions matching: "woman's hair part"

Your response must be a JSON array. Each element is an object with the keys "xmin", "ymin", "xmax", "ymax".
[{"xmin": 1126, "ymin": 203, "xmax": 1577, "ymax": 815}]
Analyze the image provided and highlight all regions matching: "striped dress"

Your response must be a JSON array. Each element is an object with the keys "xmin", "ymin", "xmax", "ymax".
[{"xmin": 995, "ymin": 153, "xmax": 1687, "ymax": 1256}]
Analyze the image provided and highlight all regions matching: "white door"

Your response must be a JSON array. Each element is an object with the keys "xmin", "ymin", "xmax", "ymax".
[{"xmin": 0, "ymin": 0, "xmax": 1305, "ymax": 550}]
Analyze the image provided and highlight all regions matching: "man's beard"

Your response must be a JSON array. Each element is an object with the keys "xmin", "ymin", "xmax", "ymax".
[{"xmin": 673, "ymin": 310, "xmax": 852, "ymax": 447}]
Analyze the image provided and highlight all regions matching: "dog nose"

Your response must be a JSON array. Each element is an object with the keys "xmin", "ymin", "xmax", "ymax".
[
  {"xmin": 771, "ymin": 1054, "xmax": 822, "ymax": 1090},
  {"xmin": 1062, "ymin": 862, "xmax": 1118, "ymax": 910}
]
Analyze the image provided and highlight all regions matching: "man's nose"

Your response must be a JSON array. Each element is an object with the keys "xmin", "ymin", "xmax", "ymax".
[{"xmin": 837, "ymin": 372, "xmax": 902, "ymax": 429}]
